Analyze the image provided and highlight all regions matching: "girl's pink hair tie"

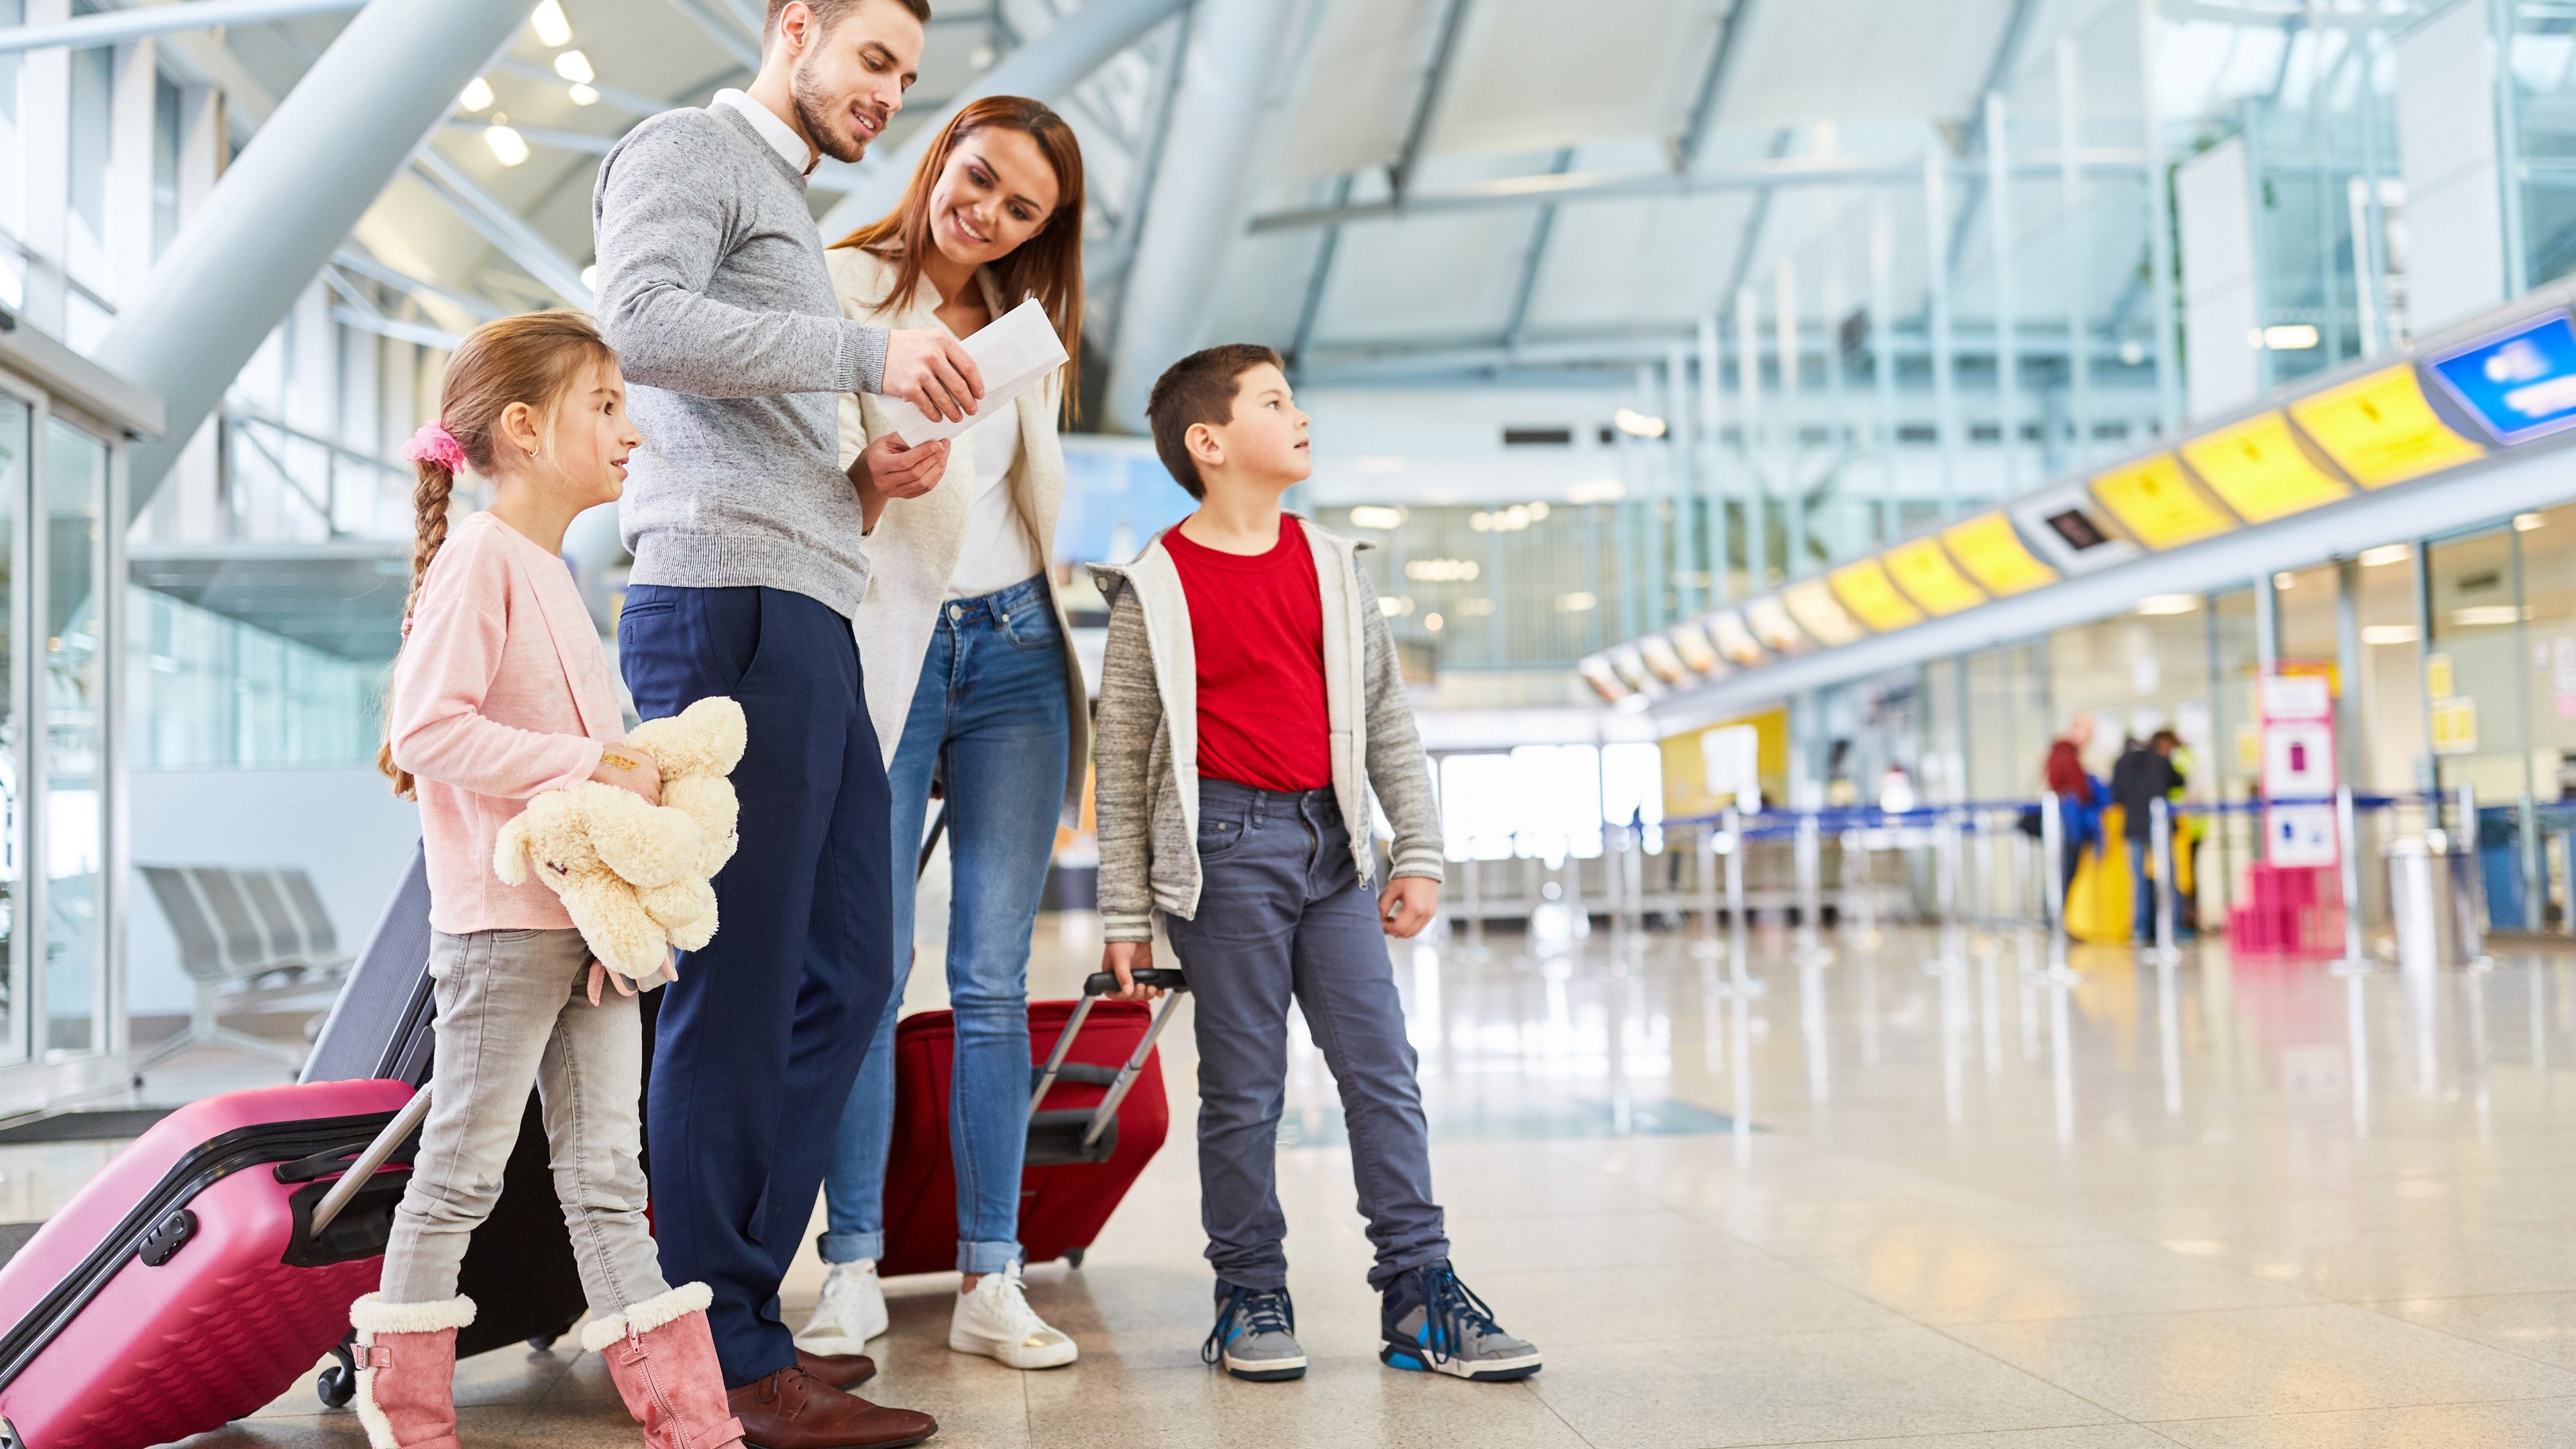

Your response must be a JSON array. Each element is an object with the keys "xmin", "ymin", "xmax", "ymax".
[{"xmin": 404, "ymin": 421, "xmax": 468, "ymax": 474}]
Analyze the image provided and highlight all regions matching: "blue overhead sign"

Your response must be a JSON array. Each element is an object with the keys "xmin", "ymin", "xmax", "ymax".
[{"xmin": 2426, "ymin": 310, "xmax": 2576, "ymax": 446}]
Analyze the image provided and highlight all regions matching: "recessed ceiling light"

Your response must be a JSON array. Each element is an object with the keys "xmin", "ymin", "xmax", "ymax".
[
  {"xmin": 2135, "ymin": 594, "xmax": 2200, "ymax": 615},
  {"xmin": 553, "ymin": 49, "xmax": 594, "ymax": 85},
  {"xmin": 2452, "ymin": 605, "xmax": 2523, "ymax": 627},
  {"xmin": 2516, "ymin": 512, "xmax": 2546, "ymax": 531},
  {"xmin": 568, "ymin": 83, "xmax": 600, "ymax": 107},
  {"xmin": 1347, "ymin": 504, "xmax": 1405, "ymax": 529},
  {"xmin": 2361, "ymin": 624, "xmax": 2418, "ymax": 645},
  {"xmin": 1613, "ymin": 407, "xmax": 1668, "ymax": 439},
  {"xmin": 485, "ymin": 123, "xmax": 531, "ymax": 167},
  {"xmin": 459, "ymin": 76, "xmax": 494, "ymax": 113},
  {"xmin": 531, "ymin": 0, "xmax": 574, "ymax": 48},
  {"xmin": 2359, "ymin": 543, "xmax": 2411, "ymax": 568}
]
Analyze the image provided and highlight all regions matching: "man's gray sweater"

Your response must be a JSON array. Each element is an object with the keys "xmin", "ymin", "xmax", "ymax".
[{"xmin": 592, "ymin": 105, "xmax": 888, "ymax": 619}]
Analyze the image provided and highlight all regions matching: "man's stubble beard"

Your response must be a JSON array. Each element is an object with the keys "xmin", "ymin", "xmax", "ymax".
[{"xmin": 792, "ymin": 52, "xmax": 872, "ymax": 165}]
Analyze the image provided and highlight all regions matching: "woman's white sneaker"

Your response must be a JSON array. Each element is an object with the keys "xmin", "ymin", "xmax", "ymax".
[
  {"xmin": 949, "ymin": 1263, "xmax": 1078, "ymax": 1370},
  {"xmin": 796, "ymin": 1259, "xmax": 889, "ymax": 1356}
]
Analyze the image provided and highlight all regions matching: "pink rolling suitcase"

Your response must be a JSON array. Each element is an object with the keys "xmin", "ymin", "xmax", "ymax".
[{"xmin": 0, "ymin": 1077, "xmax": 419, "ymax": 1449}]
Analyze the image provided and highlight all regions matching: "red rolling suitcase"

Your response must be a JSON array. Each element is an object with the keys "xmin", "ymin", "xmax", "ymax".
[
  {"xmin": 0, "ymin": 1078, "xmax": 420, "ymax": 1449},
  {"xmin": 877, "ymin": 969, "xmax": 1186, "ymax": 1276}
]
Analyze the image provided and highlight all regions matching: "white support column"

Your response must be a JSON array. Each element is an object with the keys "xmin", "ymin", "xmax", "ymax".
[
  {"xmin": 99, "ymin": 0, "xmax": 533, "ymax": 509},
  {"xmin": 20, "ymin": 0, "xmax": 69, "ymax": 336},
  {"xmin": 1774, "ymin": 260, "xmax": 1805, "ymax": 576},
  {"xmin": 145, "ymin": 83, "xmax": 231, "ymax": 545},
  {"xmin": 106, "ymin": 38, "xmax": 155, "ymax": 304},
  {"xmin": 1734, "ymin": 289, "xmax": 1767, "ymax": 590},
  {"xmin": 1698, "ymin": 312, "xmax": 1729, "ymax": 604}
]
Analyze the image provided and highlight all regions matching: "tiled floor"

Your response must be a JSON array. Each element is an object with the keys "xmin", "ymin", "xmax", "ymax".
[{"xmin": 23, "ymin": 912, "xmax": 2576, "ymax": 1446}]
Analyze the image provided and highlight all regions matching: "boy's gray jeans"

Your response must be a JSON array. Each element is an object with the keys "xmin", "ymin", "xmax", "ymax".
[
  {"xmin": 380, "ymin": 927, "xmax": 672, "ymax": 1315},
  {"xmin": 1164, "ymin": 778, "xmax": 1450, "ymax": 1293}
]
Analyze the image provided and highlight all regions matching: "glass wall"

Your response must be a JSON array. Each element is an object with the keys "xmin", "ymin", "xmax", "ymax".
[{"xmin": 42, "ymin": 418, "xmax": 105, "ymax": 1054}]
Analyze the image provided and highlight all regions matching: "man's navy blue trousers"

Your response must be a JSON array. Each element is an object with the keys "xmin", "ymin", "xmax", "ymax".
[{"xmin": 619, "ymin": 584, "xmax": 893, "ymax": 1387}]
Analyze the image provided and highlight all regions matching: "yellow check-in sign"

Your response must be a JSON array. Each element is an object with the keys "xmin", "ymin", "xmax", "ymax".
[
  {"xmin": 1827, "ymin": 558, "xmax": 1924, "ymax": 633},
  {"xmin": 1884, "ymin": 537, "xmax": 1988, "ymax": 614},
  {"xmin": 2090, "ymin": 453, "xmax": 2235, "ymax": 549},
  {"xmin": 2180, "ymin": 412, "xmax": 2352, "ymax": 523},
  {"xmin": 2288, "ymin": 364, "xmax": 2486, "ymax": 487},
  {"xmin": 1939, "ymin": 513, "xmax": 2057, "ymax": 596},
  {"xmin": 1783, "ymin": 578, "xmax": 1866, "ymax": 647}
]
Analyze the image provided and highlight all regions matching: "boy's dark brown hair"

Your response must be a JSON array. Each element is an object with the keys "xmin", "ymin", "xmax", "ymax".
[
  {"xmin": 1146, "ymin": 343, "xmax": 1285, "ymax": 500},
  {"xmin": 765, "ymin": 0, "xmax": 930, "ymax": 42}
]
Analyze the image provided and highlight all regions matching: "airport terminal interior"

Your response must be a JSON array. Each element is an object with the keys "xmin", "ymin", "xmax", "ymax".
[{"xmin": 23, "ymin": 0, "xmax": 2576, "ymax": 1444}]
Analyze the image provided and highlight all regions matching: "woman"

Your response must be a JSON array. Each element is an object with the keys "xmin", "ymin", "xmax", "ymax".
[{"xmin": 797, "ymin": 96, "xmax": 1090, "ymax": 1371}]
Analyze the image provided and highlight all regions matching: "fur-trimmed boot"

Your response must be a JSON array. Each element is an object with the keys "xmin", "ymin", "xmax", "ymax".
[
  {"xmin": 348, "ymin": 1291, "xmax": 476, "ymax": 1449},
  {"xmin": 584, "ymin": 1283, "xmax": 747, "ymax": 1449}
]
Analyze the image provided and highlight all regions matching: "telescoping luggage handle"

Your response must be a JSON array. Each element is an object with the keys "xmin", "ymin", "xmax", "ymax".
[
  {"xmin": 307, "ymin": 1087, "xmax": 433, "ymax": 1236},
  {"xmin": 1029, "ymin": 968, "xmax": 1187, "ymax": 1151}
]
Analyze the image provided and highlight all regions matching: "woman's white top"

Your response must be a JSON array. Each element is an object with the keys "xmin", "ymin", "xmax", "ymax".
[{"xmin": 947, "ymin": 403, "xmax": 1043, "ymax": 599}]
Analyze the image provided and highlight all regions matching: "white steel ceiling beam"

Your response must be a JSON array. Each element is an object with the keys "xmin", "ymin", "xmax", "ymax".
[
  {"xmin": 99, "ymin": 0, "xmax": 533, "ymax": 509},
  {"xmin": 411, "ymin": 148, "xmax": 597, "ymax": 310},
  {"xmin": 0, "ymin": 0, "xmax": 366, "ymax": 55}
]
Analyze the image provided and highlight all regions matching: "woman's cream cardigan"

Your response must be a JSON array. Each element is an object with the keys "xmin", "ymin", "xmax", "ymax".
[{"xmin": 827, "ymin": 244, "xmax": 1089, "ymax": 822}]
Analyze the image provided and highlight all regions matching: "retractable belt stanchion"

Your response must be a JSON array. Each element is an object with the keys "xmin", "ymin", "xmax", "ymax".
[
  {"xmin": 1845, "ymin": 814, "xmax": 1878, "ymax": 947},
  {"xmin": 1694, "ymin": 822, "xmax": 1724, "ymax": 960},
  {"xmin": 1720, "ymin": 805, "xmax": 1767, "ymax": 998},
  {"xmin": 2149, "ymin": 797, "xmax": 2178, "ymax": 963},
  {"xmin": 1795, "ymin": 807, "xmax": 1832, "ymax": 967},
  {"xmin": 2328, "ymin": 784, "xmax": 2375, "ymax": 976},
  {"xmin": 2039, "ymin": 791, "xmax": 2067, "ymax": 942},
  {"xmin": 1931, "ymin": 804, "xmax": 1967, "ymax": 975},
  {"xmin": 1460, "ymin": 850, "xmax": 1488, "ymax": 960}
]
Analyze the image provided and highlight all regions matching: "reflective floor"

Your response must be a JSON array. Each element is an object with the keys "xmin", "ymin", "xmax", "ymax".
[{"xmin": 30, "ymin": 913, "xmax": 2576, "ymax": 1446}]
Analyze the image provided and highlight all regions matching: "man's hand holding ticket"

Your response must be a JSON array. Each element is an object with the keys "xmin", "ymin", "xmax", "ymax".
[{"xmin": 878, "ymin": 297, "xmax": 1069, "ymax": 445}]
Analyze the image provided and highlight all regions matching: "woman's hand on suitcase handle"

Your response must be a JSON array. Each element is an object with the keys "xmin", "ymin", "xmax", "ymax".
[
  {"xmin": 585, "ymin": 950, "xmax": 679, "ymax": 1006},
  {"xmin": 1379, "ymin": 876, "xmax": 1440, "ymax": 939},
  {"xmin": 1100, "ymin": 940, "xmax": 1163, "ymax": 1001}
]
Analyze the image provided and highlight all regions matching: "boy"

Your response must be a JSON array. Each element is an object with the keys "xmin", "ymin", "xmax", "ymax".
[{"xmin": 1088, "ymin": 344, "xmax": 1540, "ymax": 1385}]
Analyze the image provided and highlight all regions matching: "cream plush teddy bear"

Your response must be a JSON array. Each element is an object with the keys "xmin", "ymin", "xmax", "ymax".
[
  {"xmin": 492, "ymin": 783, "xmax": 704, "ymax": 981},
  {"xmin": 493, "ymin": 696, "xmax": 749, "ymax": 980}
]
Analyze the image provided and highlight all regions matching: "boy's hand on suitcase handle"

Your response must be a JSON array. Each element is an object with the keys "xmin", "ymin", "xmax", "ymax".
[
  {"xmin": 1380, "ymin": 876, "xmax": 1440, "ymax": 939},
  {"xmin": 1099, "ymin": 941, "xmax": 1162, "ymax": 1001}
]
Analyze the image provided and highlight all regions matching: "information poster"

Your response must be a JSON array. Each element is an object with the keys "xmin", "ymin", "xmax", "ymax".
[
  {"xmin": 2090, "ymin": 453, "xmax": 2239, "ymax": 549},
  {"xmin": 1940, "ymin": 513, "xmax": 2059, "ymax": 595},
  {"xmin": 2432, "ymin": 698, "xmax": 2479, "ymax": 754},
  {"xmin": 2179, "ymin": 411, "xmax": 2353, "ymax": 523},
  {"xmin": 2286, "ymin": 364, "xmax": 2486, "ymax": 486},
  {"xmin": 1827, "ymin": 558, "xmax": 1925, "ymax": 633},
  {"xmin": 1884, "ymin": 536, "xmax": 1988, "ymax": 614},
  {"xmin": 2259, "ymin": 662, "xmax": 2339, "ymax": 868},
  {"xmin": 1782, "ymin": 578, "xmax": 1866, "ymax": 647}
]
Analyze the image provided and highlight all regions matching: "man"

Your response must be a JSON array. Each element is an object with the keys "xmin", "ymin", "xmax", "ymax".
[
  {"xmin": 592, "ymin": 2, "xmax": 975, "ymax": 1444},
  {"xmin": 2109, "ymin": 730, "xmax": 2184, "ymax": 945}
]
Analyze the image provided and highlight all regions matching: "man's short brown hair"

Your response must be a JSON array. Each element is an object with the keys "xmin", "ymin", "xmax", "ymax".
[
  {"xmin": 1146, "ymin": 344, "xmax": 1285, "ymax": 500},
  {"xmin": 765, "ymin": 0, "xmax": 930, "ymax": 44}
]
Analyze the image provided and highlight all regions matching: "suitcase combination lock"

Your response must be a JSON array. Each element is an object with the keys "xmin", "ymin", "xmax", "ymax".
[{"xmin": 138, "ymin": 1208, "xmax": 197, "ymax": 1267}]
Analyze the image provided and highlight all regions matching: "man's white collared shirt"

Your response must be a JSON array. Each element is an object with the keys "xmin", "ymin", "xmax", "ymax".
[{"xmin": 712, "ymin": 89, "xmax": 818, "ymax": 177}]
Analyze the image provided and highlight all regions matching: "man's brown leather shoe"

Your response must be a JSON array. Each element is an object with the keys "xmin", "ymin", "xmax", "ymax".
[
  {"xmin": 729, "ymin": 1366, "xmax": 934, "ymax": 1449},
  {"xmin": 796, "ymin": 1348, "xmax": 877, "ymax": 1389}
]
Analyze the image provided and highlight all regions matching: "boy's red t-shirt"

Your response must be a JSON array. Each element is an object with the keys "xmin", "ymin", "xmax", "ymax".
[{"xmin": 1163, "ymin": 516, "xmax": 1334, "ymax": 794}]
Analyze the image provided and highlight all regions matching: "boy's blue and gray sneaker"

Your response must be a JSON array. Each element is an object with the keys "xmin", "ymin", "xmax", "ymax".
[
  {"xmin": 1202, "ymin": 1281, "xmax": 1307, "ymax": 1382},
  {"xmin": 1380, "ymin": 1260, "xmax": 1541, "ymax": 1381}
]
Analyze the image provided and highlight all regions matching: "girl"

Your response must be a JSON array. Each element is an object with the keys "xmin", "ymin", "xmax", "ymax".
[
  {"xmin": 351, "ymin": 313, "xmax": 735, "ymax": 1449},
  {"xmin": 799, "ymin": 96, "xmax": 1089, "ymax": 1371}
]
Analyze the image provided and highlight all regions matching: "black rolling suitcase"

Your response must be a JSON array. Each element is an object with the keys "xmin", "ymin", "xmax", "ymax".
[{"xmin": 301, "ymin": 843, "xmax": 590, "ymax": 1371}]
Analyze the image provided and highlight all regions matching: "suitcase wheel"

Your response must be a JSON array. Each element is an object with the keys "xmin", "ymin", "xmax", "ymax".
[
  {"xmin": 317, "ymin": 1333, "xmax": 358, "ymax": 1408},
  {"xmin": 1065, "ymin": 1248, "xmax": 1085, "ymax": 1269}
]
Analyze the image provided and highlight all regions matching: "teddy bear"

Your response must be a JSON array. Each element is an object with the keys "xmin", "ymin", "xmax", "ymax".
[
  {"xmin": 625, "ymin": 697, "xmax": 748, "ymax": 945},
  {"xmin": 492, "ymin": 782, "xmax": 706, "ymax": 981},
  {"xmin": 492, "ymin": 697, "xmax": 750, "ymax": 979}
]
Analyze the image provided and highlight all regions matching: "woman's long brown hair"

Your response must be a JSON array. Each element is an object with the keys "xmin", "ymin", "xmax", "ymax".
[
  {"xmin": 377, "ymin": 312, "xmax": 616, "ymax": 799},
  {"xmin": 831, "ymin": 95, "xmax": 1085, "ymax": 415}
]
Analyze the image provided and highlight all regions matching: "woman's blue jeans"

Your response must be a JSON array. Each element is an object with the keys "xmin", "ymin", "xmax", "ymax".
[{"xmin": 818, "ymin": 575, "xmax": 1070, "ymax": 1275}]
